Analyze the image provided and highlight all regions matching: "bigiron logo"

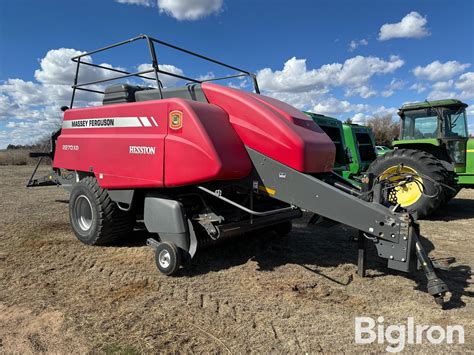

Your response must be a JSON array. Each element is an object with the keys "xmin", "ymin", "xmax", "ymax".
[
  {"xmin": 129, "ymin": 146, "xmax": 156, "ymax": 155},
  {"xmin": 355, "ymin": 316, "xmax": 465, "ymax": 353}
]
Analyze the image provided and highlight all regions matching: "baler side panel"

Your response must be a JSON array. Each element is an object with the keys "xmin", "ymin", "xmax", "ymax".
[
  {"xmin": 54, "ymin": 99, "xmax": 251, "ymax": 189},
  {"xmin": 163, "ymin": 100, "xmax": 252, "ymax": 187},
  {"xmin": 201, "ymin": 83, "xmax": 335, "ymax": 173},
  {"xmin": 54, "ymin": 102, "xmax": 168, "ymax": 189}
]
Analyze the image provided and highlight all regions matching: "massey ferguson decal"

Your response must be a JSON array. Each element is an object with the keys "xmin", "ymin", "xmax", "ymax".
[
  {"xmin": 129, "ymin": 146, "xmax": 157, "ymax": 155},
  {"xmin": 62, "ymin": 116, "xmax": 158, "ymax": 129}
]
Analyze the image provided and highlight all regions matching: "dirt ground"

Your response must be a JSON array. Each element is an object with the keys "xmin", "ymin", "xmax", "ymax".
[{"xmin": 1, "ymin": 166, "xmax": 472, "ymax": 353}]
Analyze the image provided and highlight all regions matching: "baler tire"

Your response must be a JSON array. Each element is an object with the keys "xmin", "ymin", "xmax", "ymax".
[
  {"xmin": 275, "ymin": 221, "xmax": 292, "ymax": 237},
  {"xmin": 69, "ymin": 176, "xmax": 135, "ymax": 245},
  {"xmin": 154, "ymin": 242, "xmax": 181, "ymax": 276},
  {"xmin": 367, "ymin": 149, "xmax": 449, "ymax": 219}
]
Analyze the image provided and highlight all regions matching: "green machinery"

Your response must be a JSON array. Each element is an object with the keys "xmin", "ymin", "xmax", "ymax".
[
  {"xmin": 304, "ymin": 112, "xmax": 377, "ymax": 183},
  {"xmin": 368, "ymin": 99, "xmax": 473, "ymax": 218}
]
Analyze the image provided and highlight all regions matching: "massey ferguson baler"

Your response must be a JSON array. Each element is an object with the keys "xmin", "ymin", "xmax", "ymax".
[{"xmin": 29, "ymin": 35, "xmax": 451, "ymax": 304}]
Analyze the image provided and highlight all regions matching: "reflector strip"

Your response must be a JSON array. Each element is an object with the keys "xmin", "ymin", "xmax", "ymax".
[
  {"xmin": 150, "ymin": 116, "xmax": 158, "ymax": 126},
  {"xmin": 139, "ymin": 116, "xmax": 152, "ymax": 127},
  {"xmin": 258, "ymin": 186, "xmax": 276, "ymax": 196}
]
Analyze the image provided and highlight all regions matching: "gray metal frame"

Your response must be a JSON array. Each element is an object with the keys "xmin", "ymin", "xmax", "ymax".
[
  {"xmin": 245, "ymin": 146, "xmax": 448, "ymax": 302},
  {"xmin": 69, "ymin": 34, "xmax": 260, "ymax": 108}
]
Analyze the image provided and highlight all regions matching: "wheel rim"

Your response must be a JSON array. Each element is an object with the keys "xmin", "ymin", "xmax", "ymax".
[
  {"xmin": 158, "ymin": 249, "xmax": 171, "ymax": 269},
  {"xmin": 380, "ymin": 165, "xmax": 423, "ymax": 207},
  {"xmin": 74, "ymin": 195, "xmax": 93, "ymax": 231}
]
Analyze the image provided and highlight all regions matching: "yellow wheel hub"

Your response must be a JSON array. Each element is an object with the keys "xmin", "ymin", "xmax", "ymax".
[{"xmin": 380, "ymin": 165, "xmax": 423, "ymax": 207}]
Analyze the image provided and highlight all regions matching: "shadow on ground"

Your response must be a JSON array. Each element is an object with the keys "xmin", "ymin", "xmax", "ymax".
[
  {"xmin": 107, "ymin": 216, "xmax": 470, "ymax": 310},
  {"xmin": 427, "ymin": 197, "xmax": 474, "ymax": 221}
]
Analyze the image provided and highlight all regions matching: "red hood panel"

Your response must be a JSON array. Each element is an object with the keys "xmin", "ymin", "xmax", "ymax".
[{"xmin": 202, "ymin": 83, "xmax": 335, "ymax": 173}]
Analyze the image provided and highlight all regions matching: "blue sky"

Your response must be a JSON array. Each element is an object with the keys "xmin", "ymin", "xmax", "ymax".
[{"xmin": 0, "ymin": 0, "xmax": 473, "ymax": 148}]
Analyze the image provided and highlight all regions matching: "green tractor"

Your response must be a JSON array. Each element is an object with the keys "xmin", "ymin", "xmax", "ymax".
[
  {"xmin": 368, "ymin": 99, "xmax": 473, "ymax": 218},
  {"xmin": 341, "ymin": 122, "xmax": 377, "ymax": 181},
  {"xmin": 304, "ymin": 112, "xmax": 377, "ymax": 185},
  {"xmin": 304, "ymin": 112, "xmax": 351, "ymax": 176}
]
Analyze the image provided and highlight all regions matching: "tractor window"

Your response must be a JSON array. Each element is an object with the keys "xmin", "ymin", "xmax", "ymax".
[
  {"xmin": 443, "ymin": 108, "xmax": 468, "ymax": 138},
  {"xmin": 401, "ymin": 110, "xmax": 439, "ymax": 139}
]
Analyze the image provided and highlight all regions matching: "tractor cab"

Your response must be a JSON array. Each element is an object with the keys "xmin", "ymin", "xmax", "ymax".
[{"xmin": 395, "ymin": 99, "xmax": 470, "ymax": 166}]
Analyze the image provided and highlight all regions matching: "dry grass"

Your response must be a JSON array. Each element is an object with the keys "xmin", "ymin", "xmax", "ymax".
[
  {"xmin": 0, "ymin": 166, "xmax": 472, "ymax": 353},
  {"xmin": 0, "ymin": 149, "xmax": 46, "ymax": 166}
]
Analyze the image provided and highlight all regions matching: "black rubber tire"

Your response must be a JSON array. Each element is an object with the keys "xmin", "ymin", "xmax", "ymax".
[
  {"xmin": 367, "ymin": 149, "xmax": 449, "ymax": 218},
  {"xmin": 154, "ymin": 242, "xmax": 181, "ymax": 276},
  {"xmin": 274, "ymin": 221, "xmax": 293, "ymax": 237},
  {"xmin": 69, "ymin": 176, "xmax": 135, "ymax": 245}
]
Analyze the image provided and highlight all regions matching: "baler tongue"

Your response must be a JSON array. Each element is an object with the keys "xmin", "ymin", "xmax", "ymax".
[{"xmin": 245, "ymin": 147, "xmax": 450, "ymax": 305}]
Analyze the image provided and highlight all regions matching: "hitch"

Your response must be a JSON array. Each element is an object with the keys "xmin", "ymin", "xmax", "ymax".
[
  {"xmin": 369, "ymin": 219, "xmax": 450, "ymax": 305},
  {"xmin": 26, "ymin": 152, "xmax": 59, "ymax": 188}
]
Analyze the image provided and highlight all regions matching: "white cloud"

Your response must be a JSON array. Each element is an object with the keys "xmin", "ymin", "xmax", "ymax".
[
  {"xmin": 427, "ymin": 90, "xmax": 457, "ymax": 100},
  {"xmin": 410, "ymin": 83, "xmax": 426, "ymax": 93},
  {"xmin": 381, "ymin": 78, "xmax": 405, "ymax": 97},
  {"xmin": 114, "ymin": 0, "xmax": 223, "ymax": 20},
  {"xmin": 413, "ymin": 60, "xmax": 470, "ymax": 81},
  {"xmin": 34, "ymin": 48, "xmax": 122, "ymax": 86},
  {"xmin": 306, "ymin": 96, "xmax": 396, "ymax": 121},
  {"xmin": 348, "ymin": 39, "xmax": 368, "ymax": 52},
  {"xmin": 197, "ymin": 72, "xmax": 215, "ymax": 81},
  {"xmin": 425, "ymin": 80, "xmax": 457, "ymax": 101},
  {"xmin": 137, "ymin": 63, "xmax": 184, "ymax": 87},
  {"xmin": 388, "ymin": 78, "xmax": 405, "ymax": 90},
  {"xmin": 381, "ymin": 90, "xmax": 394, "ymax": 98},
  {"xmin": 0, "ymin": 47, "xmax": 192, "ymax": 148},
  {"xmin": 311, "ymin": 97, "xmax": 369, "ymax": 116},
  {"xmin": 157, "ymin": 0, "xmax": 223, "ymax": 20},
  {"xmin": 432, "ymin": 80, "xmax": 453, "ymax": 91},
  {"xmin": 345, "ymin": 85, "xmax": 376, "ymax": 99},
  {"xmin": 6, "ymin": 121, "xmax": 32, "ymax": 129},
  {"xmin": 455, "ymin": 72, "xmax": 474, "ymax": 100},
  {"xmin": 0, "ymin": 48, "xmax": 124, "ymax": 147},
  {"xmin": 257, "ymin": 55, "xmax": 404, "ymax": 98},
  {"xmin": 378, "ymin": 11, "xmax": 430, "ymax": 41},
  {"xmin": 115, "ymin": 0, "xmax": 152, "ymax": 6},
  {"xmin": 351, "ymin": 113, "xmax": 370, "ymax": 124}
]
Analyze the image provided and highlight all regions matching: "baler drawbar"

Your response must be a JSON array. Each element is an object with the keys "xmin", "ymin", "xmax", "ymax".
[{"xmin": 29, "ymin": 35, "xmax": 450, "ymax": 305}]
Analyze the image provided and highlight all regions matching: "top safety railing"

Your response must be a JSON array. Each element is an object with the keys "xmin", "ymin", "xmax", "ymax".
[{"xmin": 69, "ymin": 34, "xmax": 260, "ymax": 108}]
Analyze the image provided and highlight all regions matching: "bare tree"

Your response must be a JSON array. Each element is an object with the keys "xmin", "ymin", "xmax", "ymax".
[{"xmin": 366, "ymin": 114, "xmax": 400, "ymax": 147}]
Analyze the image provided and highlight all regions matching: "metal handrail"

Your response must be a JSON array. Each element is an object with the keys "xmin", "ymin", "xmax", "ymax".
[{"xmin": 69, "ymin": 34, "xmax": 260, "ymax": 108}]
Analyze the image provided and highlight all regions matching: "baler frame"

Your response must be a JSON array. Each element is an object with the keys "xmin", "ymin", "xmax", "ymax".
[
  {"xmin": 28, "ymin": 34, "xmax": 454, "ymax": 306},
  {"xmin": 69, "ymin": 34, "xmax": 260, "ymax": 108}
]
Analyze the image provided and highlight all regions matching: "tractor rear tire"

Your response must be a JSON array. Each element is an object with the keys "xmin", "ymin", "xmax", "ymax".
[
  {"xmin": 69, "ymin": 176, "xmax": 135, "ymax": 245},
  {"xmin": 367, "ymin": 149, "xmax": 449, "ymax": 218}
]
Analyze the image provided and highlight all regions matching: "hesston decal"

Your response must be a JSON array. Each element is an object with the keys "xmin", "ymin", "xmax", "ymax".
[{"xmin": 129, "ymin": 146, "xmax": 156, "ymax": 155}]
